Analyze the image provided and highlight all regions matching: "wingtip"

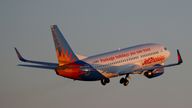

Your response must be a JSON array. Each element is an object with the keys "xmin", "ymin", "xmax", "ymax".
[
  {"xmin": 177, "ymin": 49, "xmax": 183, "ymax": 64},
  {"xmin": 14, "ymin": 47, "xmax": 27, "ymax": 62}
]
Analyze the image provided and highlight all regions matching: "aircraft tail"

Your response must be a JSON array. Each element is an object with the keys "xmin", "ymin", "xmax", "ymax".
[{"xmin": 51, "ymin": 25, "xmax": 78, "ymax": 66}]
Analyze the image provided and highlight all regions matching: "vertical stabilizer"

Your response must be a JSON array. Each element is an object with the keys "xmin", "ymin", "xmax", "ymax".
[{"xmin": 51, "ymin": 25, "xmax": 78, "ymax": 66}]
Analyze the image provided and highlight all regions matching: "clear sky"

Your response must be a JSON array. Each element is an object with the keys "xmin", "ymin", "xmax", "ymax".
[{"xmin": 0, "ymin": 0, "xmax": 191, "ymax": 108}]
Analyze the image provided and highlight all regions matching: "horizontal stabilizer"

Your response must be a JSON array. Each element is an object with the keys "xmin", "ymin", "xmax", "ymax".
[{"xmin": 76, "ymin": 53, "xmax": 87, "ymax": 60}]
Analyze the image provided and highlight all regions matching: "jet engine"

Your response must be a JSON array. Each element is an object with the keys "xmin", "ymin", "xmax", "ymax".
[{"xmin": 144, "ymin": 65, "xmax": 164, "ymax": 79}]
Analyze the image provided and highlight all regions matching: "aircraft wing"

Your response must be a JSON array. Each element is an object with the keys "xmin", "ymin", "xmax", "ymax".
[
  {"xmin": 119, "ymin": 49, "xmax": 183, "ymax": 75},
  {"xmin": 15, "ymin": 48, "xmax": 58, "ymax": 69},
  {"xmin": 17, "ymin": 64, "xmax": 57, "ymax": 69}
]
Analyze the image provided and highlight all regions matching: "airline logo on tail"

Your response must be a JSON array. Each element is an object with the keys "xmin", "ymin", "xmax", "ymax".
[
  {"xmin": 51, "ymin": 25, "xmax": 78, "ymax": 66},
  {"xmin": 55, "ymin": 48, "xmax": 77, "ymax": 66}
]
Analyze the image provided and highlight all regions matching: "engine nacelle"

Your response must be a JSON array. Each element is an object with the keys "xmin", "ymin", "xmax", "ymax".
[{"xmin": 144, "ymin": 65, "xmax": 164, "ymax": 79}]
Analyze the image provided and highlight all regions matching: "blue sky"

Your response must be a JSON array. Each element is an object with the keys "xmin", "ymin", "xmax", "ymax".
[{"xmin": 0, "ymin": 0, "xmax": 191, "ymax": 108}]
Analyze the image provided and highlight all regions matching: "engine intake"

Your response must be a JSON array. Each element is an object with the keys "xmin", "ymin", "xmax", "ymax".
[{"xmin": 144, "ymin": 65, "xmax": 164, "ymax": 79}]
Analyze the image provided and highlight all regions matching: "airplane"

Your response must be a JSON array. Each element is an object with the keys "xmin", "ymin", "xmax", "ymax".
[{"xmin": 15, "ymin": 25, "xmax": 183, "ymax": 86}]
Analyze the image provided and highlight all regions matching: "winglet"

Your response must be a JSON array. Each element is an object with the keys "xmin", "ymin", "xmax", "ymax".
[
  {"xmin": 14, "ymin": 48, "xmax": 27, "ymax": 62},
  {"xmin": 177, "ymin": 49, "xmax": 183, "ymax": 64}
]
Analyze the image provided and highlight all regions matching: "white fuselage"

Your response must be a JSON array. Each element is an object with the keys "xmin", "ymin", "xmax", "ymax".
[{"xmin": 83, "ymin": 43, "xmax": 170, "ymax": 78}]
